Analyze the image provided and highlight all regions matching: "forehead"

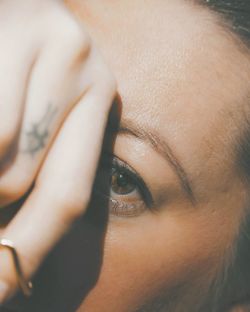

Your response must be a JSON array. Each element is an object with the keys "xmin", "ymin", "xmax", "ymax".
[
  {"xmin": 80, "ymin": 1, "xmax": 248, "ymax": 119},
  {"xmin": 76, "ymin": 0, "xmax": 249, "ymax": 191}
]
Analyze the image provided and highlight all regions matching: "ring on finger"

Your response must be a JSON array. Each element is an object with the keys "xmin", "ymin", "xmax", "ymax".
[{"xmin": 0, "ymin": 239, "xmax": 33, "ymax": 297}]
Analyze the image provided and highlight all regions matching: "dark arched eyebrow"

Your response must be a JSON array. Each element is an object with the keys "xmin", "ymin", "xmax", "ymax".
[{"xmin": 116, "ymin": 119, "xmax": 196, "ymax": 204}]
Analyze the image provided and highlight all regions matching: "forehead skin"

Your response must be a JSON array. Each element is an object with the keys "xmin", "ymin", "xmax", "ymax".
[
  {"xmin": 63, "ymin": 1, "xmax": 250, "ymax": 311},
  {"xmin": 71, "ymin": 0, "xmax": 250, "ymax": 197}
]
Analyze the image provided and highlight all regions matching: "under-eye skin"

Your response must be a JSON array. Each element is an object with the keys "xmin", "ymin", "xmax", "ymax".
[{"xmin": 96, "ymin": 156, "xmax": 154, "ymax": 217}]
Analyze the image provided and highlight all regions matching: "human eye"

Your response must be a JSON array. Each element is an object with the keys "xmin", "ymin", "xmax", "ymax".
[{"xmin": 95, "ymin": 156, "xmax": 153, "ymax": 217}]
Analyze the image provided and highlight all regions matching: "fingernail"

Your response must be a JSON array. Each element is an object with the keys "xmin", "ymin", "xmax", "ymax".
[{"xmin": 0, "ymin": 281, "xmax": 10, "ymax": 303}]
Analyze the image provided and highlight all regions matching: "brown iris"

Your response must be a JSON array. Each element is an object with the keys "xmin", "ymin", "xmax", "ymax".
[{"xmin": 111, "ymin": 169, "xmax": 136, "ymax": 195}]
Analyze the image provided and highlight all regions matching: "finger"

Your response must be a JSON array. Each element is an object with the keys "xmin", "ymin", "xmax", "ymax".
[
  {"xmin": 0, "ymin": 40, "xmax": 36, "ymax": 162},
  {"xmin": 0, "ymin": 74, "xmax": 116, "ymax": 302},
  {"xmin": 0, "ymin": 26, "xmax": 91, "ymax": 207}
]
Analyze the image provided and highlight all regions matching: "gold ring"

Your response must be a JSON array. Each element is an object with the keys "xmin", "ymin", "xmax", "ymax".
[{"xmin": 0, "ymin": 239, "xmax": 33, "ymax": 297}]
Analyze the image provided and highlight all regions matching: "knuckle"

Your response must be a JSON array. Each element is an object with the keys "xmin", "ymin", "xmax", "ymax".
[
  {"xmin": 51, "ymin": 14, "xmax": 91, "ymax": 56},
  {"xmin": 0, "ymin": 126, "xmax": 17, "ymax": 156},
  {"xmin": 63, "ymin": 21, "xmax": 91, "ymax": 51},
  {"xmin": 78, "ymin": 33, "xmax": 91, "ymax": 53},
  {"xmin": 0, "ymin": 173, "xmax": 31, "ymax": 206},
  {"xmin": 74, "ymin": 39, "xmax": 91, "ymax": 65},
  {"xmin": 57, "ymin": 26, "xmax": 91, "ymax": 67},
  {"xmin": 71, "ymin": 32, "xmax": 91, "ymax": 54},
  {"xmin": 65, "ymin": 197, "xmax": 90, "ymax": 222}
]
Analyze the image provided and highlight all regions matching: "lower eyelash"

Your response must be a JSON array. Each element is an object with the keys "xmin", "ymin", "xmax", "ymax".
[{"xmin": 109, "ymin": 197, "xmax": 146, "ymax": 217}]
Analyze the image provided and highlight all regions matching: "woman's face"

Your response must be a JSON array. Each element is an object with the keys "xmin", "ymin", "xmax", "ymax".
[{"xmin": 33, "ymin": 1, "xmax": 250, "ymax": 311}]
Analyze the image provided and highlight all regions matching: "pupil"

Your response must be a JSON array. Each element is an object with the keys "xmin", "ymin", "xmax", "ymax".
[
  {"xmin": 117, "ymin": 173, "xmax": 128, "ymax": 187},
  {"xmin": 111, "ymin": 169, "xmax": 136, "ymax": 195}
]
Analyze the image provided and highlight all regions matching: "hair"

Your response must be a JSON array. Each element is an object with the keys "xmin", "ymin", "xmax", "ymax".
[
  {"xmin": 202, "ymin": 1, "xmax": 250, "ymax": 310},
  {"xmin": 204, "ymin": 0, "xmax": 250, "ymax": 46}
]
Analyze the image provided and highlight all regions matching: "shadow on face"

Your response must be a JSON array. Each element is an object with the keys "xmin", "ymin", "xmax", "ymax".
[{"xmin": 23, "ymin": 216, "xmax": 107, "ymax": 312}]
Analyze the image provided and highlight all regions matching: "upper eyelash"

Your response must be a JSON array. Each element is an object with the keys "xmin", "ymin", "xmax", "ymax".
[{"xmin": 110, "ymin": 156, "xmax": 154, "ymax": 207}]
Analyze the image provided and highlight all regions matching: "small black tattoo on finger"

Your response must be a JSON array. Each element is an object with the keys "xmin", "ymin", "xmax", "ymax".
[{"xmin": 22, "ymin": 104, "xmax": 57, "ymax": 157}]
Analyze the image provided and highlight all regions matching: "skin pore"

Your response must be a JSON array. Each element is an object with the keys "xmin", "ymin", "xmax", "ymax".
[{"xmin": 19, "ymin": 0, "xmax": 250, "ymax": 311}]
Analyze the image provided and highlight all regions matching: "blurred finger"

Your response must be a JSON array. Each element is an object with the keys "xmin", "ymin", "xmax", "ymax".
[
  {"xmin": 0, "ymin": 73, "xmax": 116, "ymax": 302},
  {"xmin": 0, "ymin": 27, "xmax": 91, "ymax": 207},
  {"xmin": 0, "ymin": 41, "xmax": 36, "ymax": 162}
]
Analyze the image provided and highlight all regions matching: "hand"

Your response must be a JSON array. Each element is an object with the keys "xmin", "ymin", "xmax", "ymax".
[{"xmin": 0, "ymin": 0, "xmax": 116, "ymax": 302}]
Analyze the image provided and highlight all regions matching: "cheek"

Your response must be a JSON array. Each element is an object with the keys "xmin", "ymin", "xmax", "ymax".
[{"xmin": 80, "ymin": 199, "xmax": 242, "ymax": 312}]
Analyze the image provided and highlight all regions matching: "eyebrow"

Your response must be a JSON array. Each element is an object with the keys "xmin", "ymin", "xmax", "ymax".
[{"xmin": 115, "ymin": 119, "xmax": 196, "ymax": 203}]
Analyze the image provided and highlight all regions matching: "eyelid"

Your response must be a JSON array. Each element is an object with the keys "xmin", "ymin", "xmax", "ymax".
[
  {"xmin": 99, "ymin": 153, "xmax": 154, "ymax": 207},
  {"xmin": 110, "ymin": 155, "xmax": 154, "ymax": 207}
]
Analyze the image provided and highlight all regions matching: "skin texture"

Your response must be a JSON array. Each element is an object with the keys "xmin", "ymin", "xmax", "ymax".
[{"xmin": 10, "ymin": 0, "xmax": 250, "ymax": 311}]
